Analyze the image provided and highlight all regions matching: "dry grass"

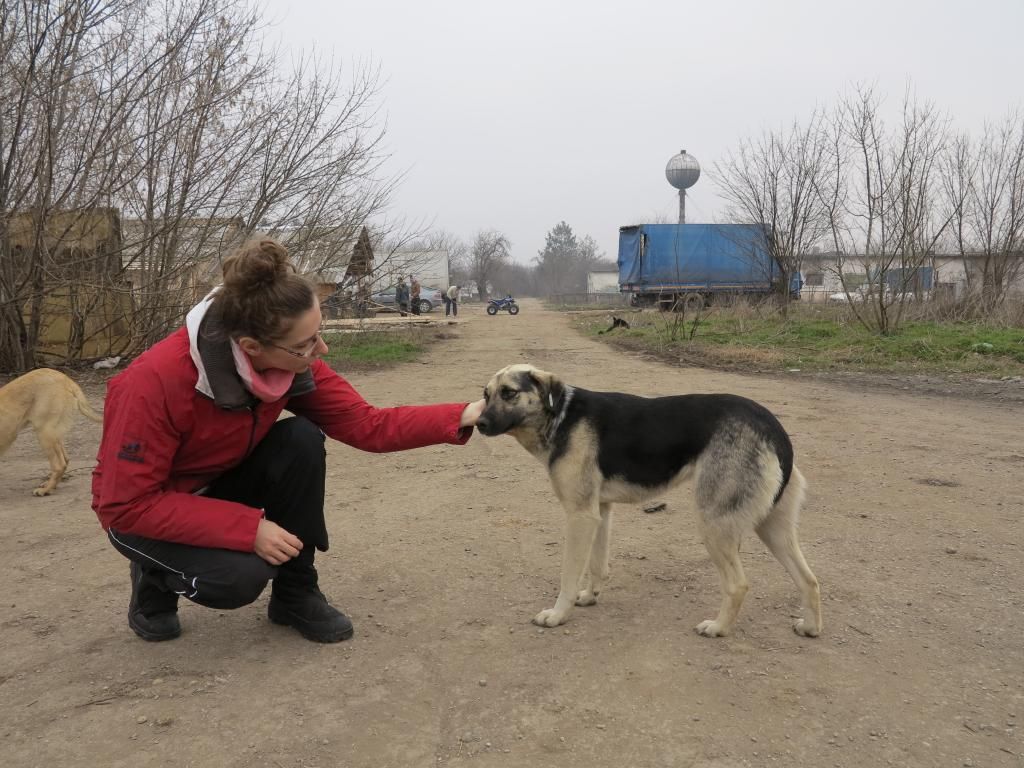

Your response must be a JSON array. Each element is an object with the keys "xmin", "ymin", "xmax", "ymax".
[{"xmin": 573, "ymin": 299, "xmax": 1024, "ymax": 377}]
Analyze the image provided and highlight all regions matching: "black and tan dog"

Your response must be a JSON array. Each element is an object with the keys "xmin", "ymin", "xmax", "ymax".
[{"xmin": 476, "ymin": 364, "xmax": 822, "ymax": 638}]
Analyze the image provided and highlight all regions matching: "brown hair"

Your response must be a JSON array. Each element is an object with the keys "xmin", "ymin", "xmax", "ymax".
[{"xmin": 211, "ymin": 238, "xmax": 315, "ymax": 342}]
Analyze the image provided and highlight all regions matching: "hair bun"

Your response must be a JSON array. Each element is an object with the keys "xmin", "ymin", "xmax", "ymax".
[{"xmin": 222, "ymin": 238, "xmax": 293, "ymax": 292}]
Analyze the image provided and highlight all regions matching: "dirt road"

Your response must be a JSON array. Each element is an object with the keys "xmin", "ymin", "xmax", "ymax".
[{"xmin": 2, "ymin": 298, "xmax": 1022, "ymax": 767}]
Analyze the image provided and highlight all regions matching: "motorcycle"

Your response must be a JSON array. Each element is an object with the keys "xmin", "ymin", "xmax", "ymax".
[{"xmin": 486, "ymin": 295, "xmax": 520, "ymax": 315}]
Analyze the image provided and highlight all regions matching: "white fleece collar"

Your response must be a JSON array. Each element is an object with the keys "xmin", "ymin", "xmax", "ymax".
[{"xmin": 185, "ymin": 289, "xmax": 219, "ymax": 399}]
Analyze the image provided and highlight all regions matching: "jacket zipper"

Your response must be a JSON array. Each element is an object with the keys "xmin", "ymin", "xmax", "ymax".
[{"xmin": 244, "ymin": 406, "xmax": 259, "ymax": 458}]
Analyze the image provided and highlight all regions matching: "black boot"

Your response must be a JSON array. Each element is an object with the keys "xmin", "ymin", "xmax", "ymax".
[
  {"xmin": 268, "ymin": 564, "xmax": 353, "ymax": 643},
  {"xmin": 128, "ymin": 562, "xmax": 181, "ymax": 641}
]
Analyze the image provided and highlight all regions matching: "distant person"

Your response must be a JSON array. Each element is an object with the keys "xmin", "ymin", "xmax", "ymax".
[
  {"xmin": 407, "ymin": 276, "xmax": 419, "ymax": 315},
  {"xmin": 91, "ymin": 238, "xmax": 485, "ymax": 643},
  {"xmin": 409, "ymin": 275, "xmax": 421, "ymax": 316},
  {"xmin": 446, "ymin": 284, "xmax": 461, "ymax": 317},
  {"xmin": 395, "ymin": 278, "xmax": 410, "ymax": 317}
]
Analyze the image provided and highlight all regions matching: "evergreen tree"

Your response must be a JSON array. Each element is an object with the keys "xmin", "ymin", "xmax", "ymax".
[{"xmin": 534, "ymin": 222, "xmax": 605, "ymax": 295}]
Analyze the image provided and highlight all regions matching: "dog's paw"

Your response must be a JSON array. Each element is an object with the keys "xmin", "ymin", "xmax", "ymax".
[
  {"xmin": 32, "ymin": 487, "xmax": 51, "ymax": 497},
  {"xmin": 695, "ymin": 619, "xmax": 731, "ymax": 637},
  {"xmin": 793, "ymin": 618, "xmax": 821, "ymax": 637},
  {"xmin": 575, "ymin": 590, "xmax": 599, "ymax": 607},
  {"xmin": 533, "ymin": 609, "xmax": 568, "ymax": 627}
]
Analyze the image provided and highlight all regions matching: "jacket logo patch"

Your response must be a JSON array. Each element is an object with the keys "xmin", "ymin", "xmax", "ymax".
[{"xmin": 117, "ymin": 439, "xmax": 146, "ymax": 464}]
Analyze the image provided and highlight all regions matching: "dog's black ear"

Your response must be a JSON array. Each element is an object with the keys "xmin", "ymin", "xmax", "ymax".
[{"xmin": 528, "ymin": 368, "xmax": 565, "ymax": 414}]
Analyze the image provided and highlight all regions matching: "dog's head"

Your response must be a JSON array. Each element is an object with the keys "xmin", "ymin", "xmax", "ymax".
[{"xmin": 477, "ymin": 364, "xmax": 566, "ymax": 437}]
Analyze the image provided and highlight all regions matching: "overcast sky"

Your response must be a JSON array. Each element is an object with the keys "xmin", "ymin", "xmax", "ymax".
[{"xmin": 262, "ymin": 0, "xmax": 1024, "ymax": 264}]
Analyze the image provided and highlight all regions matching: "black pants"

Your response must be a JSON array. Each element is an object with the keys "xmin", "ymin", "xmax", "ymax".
[{"xmin": 108, "ymin": 417, "xmax": 328, "ymax": 610}]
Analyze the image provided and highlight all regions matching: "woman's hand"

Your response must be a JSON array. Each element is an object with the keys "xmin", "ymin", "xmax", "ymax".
[
  {"xmin": 254, "ymin": 518, "xmax": 303, "ymax": 565},
  {"xmin": 459, "ymin": 398, "xmax": 486, "ymax": 428}
]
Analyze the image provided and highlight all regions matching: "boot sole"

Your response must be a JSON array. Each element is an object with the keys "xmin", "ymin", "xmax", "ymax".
[{"xmin": 268, "ymin": 605, "xmax": 354, "ymax": 643}]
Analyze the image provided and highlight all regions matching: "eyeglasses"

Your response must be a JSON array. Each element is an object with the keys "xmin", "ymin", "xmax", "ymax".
[{"xmin": 268, "ymin": 331, "xmax": 323, "ymax": 359}]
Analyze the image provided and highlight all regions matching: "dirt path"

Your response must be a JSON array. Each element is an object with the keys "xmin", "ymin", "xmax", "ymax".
[{"xmin": 2, "ymin": 298, "xmax": 1022, "ymax": 767}]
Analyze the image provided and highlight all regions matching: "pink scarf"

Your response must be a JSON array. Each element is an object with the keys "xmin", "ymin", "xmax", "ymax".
[{"xmin": 230, "ymin": 340, "xmax": 294, "ymax": 403}]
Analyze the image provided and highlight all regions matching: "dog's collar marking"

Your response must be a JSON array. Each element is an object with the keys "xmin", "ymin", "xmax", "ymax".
[{"xmin": 546, "ymin": 385, "xmax": 574, "ymax": 443}]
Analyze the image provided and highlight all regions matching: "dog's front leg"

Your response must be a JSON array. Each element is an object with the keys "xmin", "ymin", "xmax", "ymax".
[
  {"xmin": 534, "ymin": 508, "xmax": 600, "ymax": 627},
  {"xmin": 576, "ymin": 502, "xmax": 612, "ymax": 606}
]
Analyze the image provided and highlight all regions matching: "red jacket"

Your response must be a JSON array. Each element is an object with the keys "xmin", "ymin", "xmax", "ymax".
[{"xmin": 92, "ymin": 327, "xmax": 471, "ymax": 551}]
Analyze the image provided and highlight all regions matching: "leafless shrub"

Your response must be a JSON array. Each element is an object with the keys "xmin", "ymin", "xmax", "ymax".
[{"xmin": 0, "ymin": 0, "xmax": 398, "ymax": 371}]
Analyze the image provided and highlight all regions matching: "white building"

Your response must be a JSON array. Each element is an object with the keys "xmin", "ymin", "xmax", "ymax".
[
  {"xmin": 373, "ymin": 249, "xmax": 449, "ymax": 291},
  {"xmin": 587, "ymin": 270, "xmax": 620, "ymax": 294},
  {"xmin": 799, "ymin": 251, "xmax": 1024, "ymax": 303}
]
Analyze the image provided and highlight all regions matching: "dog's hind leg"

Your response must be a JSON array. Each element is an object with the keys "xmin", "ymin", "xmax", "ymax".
[
  {"xmin": 576, "ymin": 502, "xmax": 612, "ymax": 607},
  {"xmin": 695, "ymin": 518, "xmax": 749, "ymax": 637},
  {"xmin": 33, "ymin": 429, "xmax": 69, "ymax": 496},
  {"xmin": 0, "ymin": 429, "xmax": 17, "ymax": 457},
  {"xmin": 755, "ymin": 466, "xmax": 822, "ymax": 637}
]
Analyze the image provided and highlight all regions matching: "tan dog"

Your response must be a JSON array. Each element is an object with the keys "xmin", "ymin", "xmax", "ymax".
[
  {"xmin": 476, "ymin": 364, "xmax": 822, "ymax": 638},
  {"xmin": 0, "ymin": 368, "xmax": 103, "ymax": 496}
]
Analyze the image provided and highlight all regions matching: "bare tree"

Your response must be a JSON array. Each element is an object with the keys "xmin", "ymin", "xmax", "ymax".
[
  {"xmin": 468, "ymin": 230, "xmax": 510, "ymax": 300},
  {"xmin": 117, "ymin": 0, "xmax": 277, "ymax": 347},
  {"xmin": 942, "ymin": 113, "xmax": 1024, "ymax": 312},
  {"xmin": 492, "ymin": 260, "xmax": 535, "ymax": 297},
  {"xmin": 418, "ymin": 228, "xmax": 469, "ymax": 285},
  {"xmin": 357, "ymin": 218, "xmax": 452, "ymax": 295},
  {"xmin": 120, "ymin": 10, "xmax": 397, "ymax": 345},
  {"xmin": 820, "ymin": 87, "xmax": 953, "ymax": 334},
  {"xmin": 713, "ymin": 110, "xmax": 832, "ymax": 315},
  {"xmin": 0, "ymin": 0, "xmax": 400, "ymax": 371},
  {"xmin": 0, "ymin": 0, "xmax": 156, "ymax": 369}
]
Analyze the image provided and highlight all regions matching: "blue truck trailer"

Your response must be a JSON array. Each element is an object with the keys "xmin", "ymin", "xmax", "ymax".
[{"xmin": 617, "ymin": 223, "xmax": 800, "ymax": 308}]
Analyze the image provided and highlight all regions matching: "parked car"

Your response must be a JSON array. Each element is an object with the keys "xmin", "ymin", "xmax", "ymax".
[
  {"xmin": 370, "ymin": 284, "xmax": 444, "ymax": 313},
  {"xmin": 827, "ymin": 288, "xmax": 867, "ymax": 303}
]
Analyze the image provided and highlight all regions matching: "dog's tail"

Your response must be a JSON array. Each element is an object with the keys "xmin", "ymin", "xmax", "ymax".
[{"xmin": 73, "ymin": 384, "xmax": 103, "ymax": 423}]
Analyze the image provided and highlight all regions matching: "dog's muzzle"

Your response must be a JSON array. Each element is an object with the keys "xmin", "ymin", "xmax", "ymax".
[{"xmin": 475, "ymin": 413, "xmax": 511, "ymax": 437}]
